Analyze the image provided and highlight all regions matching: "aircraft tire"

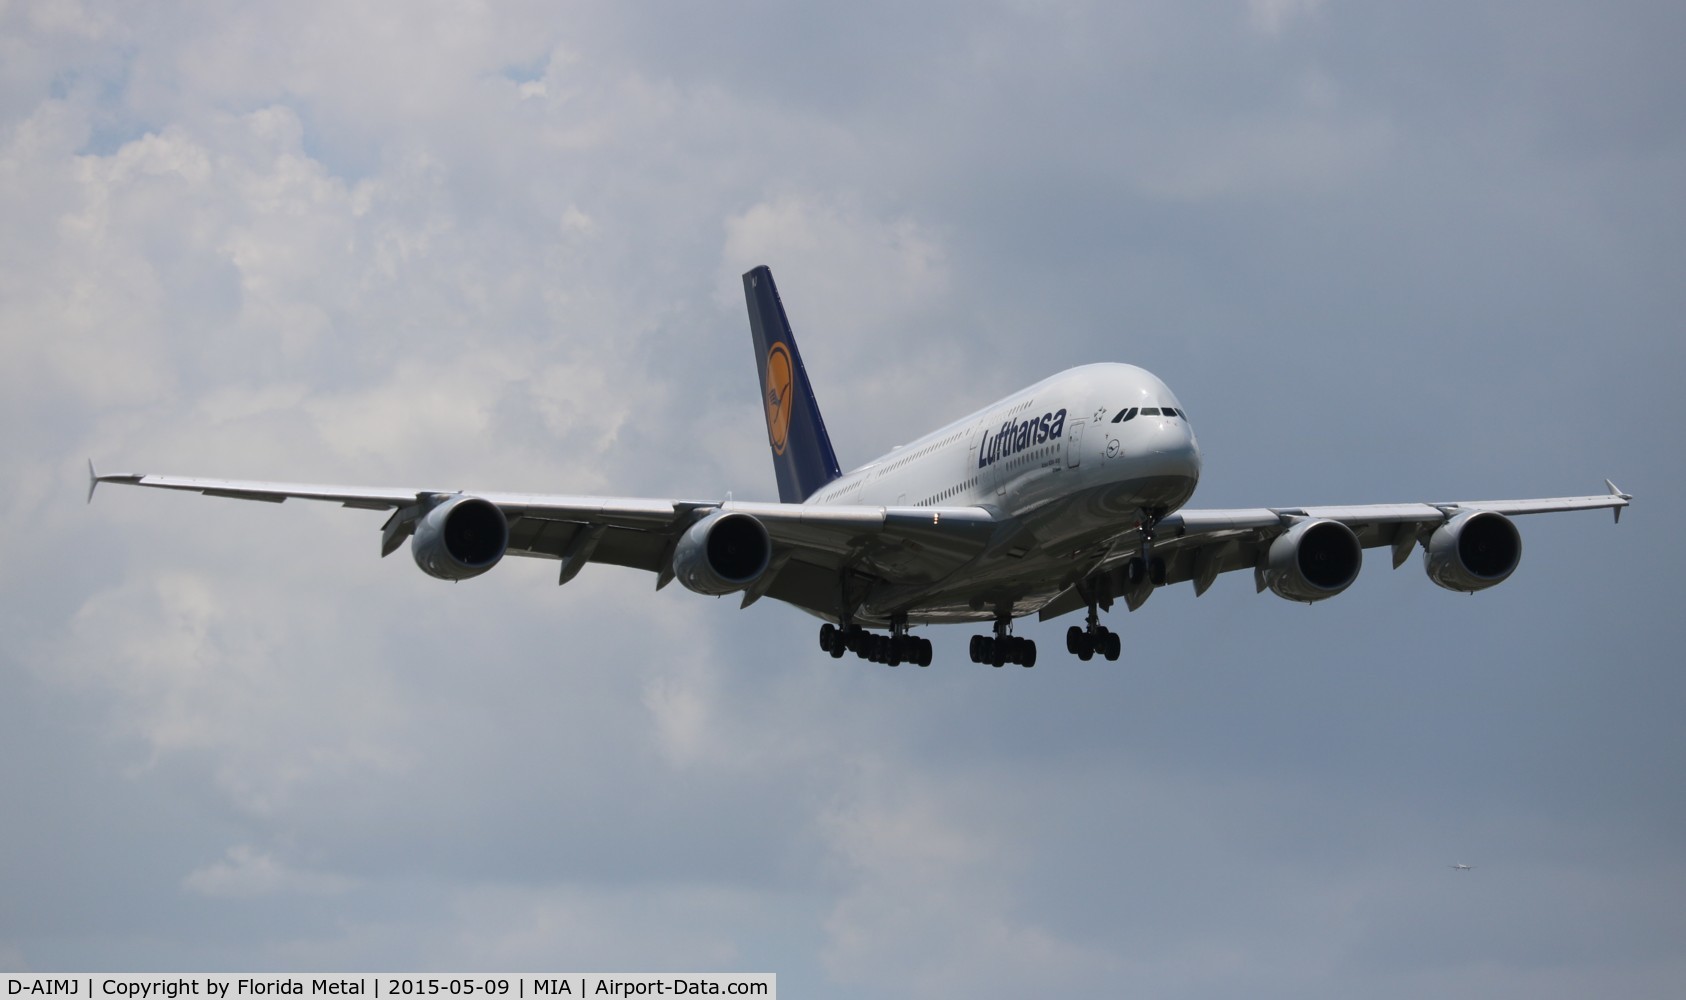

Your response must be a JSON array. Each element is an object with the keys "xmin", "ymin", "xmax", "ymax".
[
  {"xmin": 1066, "ymin": 626, "xmax": 1082, "ymax": 654},
  {"xmin": 1103, "ymin": 632, "xmax": 1122, "ymax": 660}
]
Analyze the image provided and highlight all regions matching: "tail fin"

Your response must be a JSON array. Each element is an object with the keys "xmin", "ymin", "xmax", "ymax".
[{"xmin": 743, "ymin": 265, "xmax": 842, "ymax": 503}]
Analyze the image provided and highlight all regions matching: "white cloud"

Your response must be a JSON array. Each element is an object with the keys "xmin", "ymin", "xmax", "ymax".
[
  {"xmin": 50, "ymin": 569, "xmax": 416, "ymax": 816},
  {"xmin": 183, "ymin": 845, "xmax": 355, "ymax": 898}
]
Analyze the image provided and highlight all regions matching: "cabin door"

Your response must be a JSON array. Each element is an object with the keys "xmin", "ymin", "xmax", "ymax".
[{"xmin": 1065, "ymin": 420, "xmax": 1085, "ymax": 469}]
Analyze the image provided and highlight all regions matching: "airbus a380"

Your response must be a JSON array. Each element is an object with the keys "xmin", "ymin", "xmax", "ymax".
[{"xmin": 93, "ymin": 266, "xmax": 1631, "ymax": 668}]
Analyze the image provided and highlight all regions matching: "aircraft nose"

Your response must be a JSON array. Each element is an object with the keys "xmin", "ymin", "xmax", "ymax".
[
  {"xmin": 1138, "ymin": 416, "xmax": 1202, "ymax": 497},
  {"xmin": 1149, "ymin": 417, "xmax": 1201, "ymax": 475}
]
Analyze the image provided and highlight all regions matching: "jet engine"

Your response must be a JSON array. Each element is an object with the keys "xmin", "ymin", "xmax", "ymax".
[
  {"xmin": 1424, "ymin": 510, "xmax": 1521, "ymax": 592},
  {"xmin": 411, "ymin": 495, "xmax": 509, "ymax": 581},
  {"xmin": 671, "ymin": 511, "xmax": 772, "ymax": 596},
  {"xmin": 1262, "ymin": 518, "xmax": 1362, "ymax": 603}
]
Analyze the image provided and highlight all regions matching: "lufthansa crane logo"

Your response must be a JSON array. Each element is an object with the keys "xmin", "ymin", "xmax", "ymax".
[{"xmin": 765, "ymin": 342, "xmax": 795, "ymax": 455}]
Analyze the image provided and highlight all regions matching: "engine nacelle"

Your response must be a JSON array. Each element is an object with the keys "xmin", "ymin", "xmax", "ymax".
[
  {"xmin": 411, "ymin": 495, "xmax": 509, "ymax": 581},
  {"xmin": 1263, "ymin": 518, "xmax": 1362, "ymax": 603},
  {"xmin": 1424, "ymin": 510, "xmax": 1521, "ymax": 592},
  {"xmin": 671, "ymin": 511, "xmax": 772, "ymax": 596}
]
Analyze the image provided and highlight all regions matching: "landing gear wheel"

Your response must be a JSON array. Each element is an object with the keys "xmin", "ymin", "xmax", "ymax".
[
  {"xmin": 1066, "ymin": 626, "xmax": 1083, "ymax": 654},
  {"xmin": 1102, "ymin": 631, "xmax": 1122, "ymax": 661},
  {"xmin": 819, "ymin": 623, "xmax": 838, "ymax": 653}
]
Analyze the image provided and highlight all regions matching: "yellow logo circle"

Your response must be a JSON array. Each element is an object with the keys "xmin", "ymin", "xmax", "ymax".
[{"xmin": 766, "ymin": 343, "xmax": 794, "ymax": 456}]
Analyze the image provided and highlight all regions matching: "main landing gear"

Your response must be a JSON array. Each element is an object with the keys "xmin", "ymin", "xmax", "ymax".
[
  {"xmin": 968, "ymin": 615, "xmax": 1036, "ymax": 668},
  {"xmin": 819, "ymin": 621, "xmax": 933, "ymax": 667},
  {"xmin": 1066, "ymin": 579, "xmax": 1122, "ymax": 661},
  {"xmin": 1067, "ymin": 623, "xmax": 1121, "ymax": 661}
]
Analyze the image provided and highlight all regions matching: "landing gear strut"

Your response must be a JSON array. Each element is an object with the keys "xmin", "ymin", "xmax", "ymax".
[
  {"xmin": 969, "ymin": 613, "xmax": 1036, "ymax": 668},
  {"xmin": 1125, "ymin": 511, "xmax": 1168, "ymax": 587}
]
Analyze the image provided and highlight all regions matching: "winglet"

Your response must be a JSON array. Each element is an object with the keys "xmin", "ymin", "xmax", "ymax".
[
  {"xmin": 87, "ymin": 462, "xmax": 144, "ymax": 503},
  {"xmin": 1605, "ymin": 479, "xmax": 1632, "ymax": 523}
]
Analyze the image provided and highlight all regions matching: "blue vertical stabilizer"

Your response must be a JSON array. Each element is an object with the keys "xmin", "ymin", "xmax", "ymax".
[{"xmin": 744, "ymin": 266, "xmax": 842, "ymax": 503}]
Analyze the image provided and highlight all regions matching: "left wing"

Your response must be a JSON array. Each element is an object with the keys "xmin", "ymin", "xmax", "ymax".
[
  {"xmin": 1039, "ymin": 482, "xmax": 1632, "ymax": 620},
  {"xmin": 88, "ymin": 467, "xmax": 1000, "ymax": 616}
]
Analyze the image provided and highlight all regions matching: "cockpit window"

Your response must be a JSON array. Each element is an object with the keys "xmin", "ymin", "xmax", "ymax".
[
  {"xmin": 1111, "ymin": 407, "xmax": 1138, "ymax": 423},
  {"xmin": 1163, "ymin": 407, "xmax": 1179, "ymax": 417},
  {"xmin": 1140, "ymin": 407, "xmax": 1160, "ymax": 416}
]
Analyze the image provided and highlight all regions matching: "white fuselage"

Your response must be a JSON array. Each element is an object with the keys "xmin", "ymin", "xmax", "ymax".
[{"xmin": 810, "ymin": 363, "xmax": 1203, "ymax": 624}]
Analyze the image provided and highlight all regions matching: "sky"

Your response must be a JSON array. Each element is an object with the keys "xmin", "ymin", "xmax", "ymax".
[{"xmin": 3, "ymin": 0, "xmax": 1683, "ymax": 996}]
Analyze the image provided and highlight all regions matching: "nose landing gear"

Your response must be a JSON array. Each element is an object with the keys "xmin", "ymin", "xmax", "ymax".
[{"xmin": 1123, "ymin": 511, "xmax": 1168, "ymax": 588}]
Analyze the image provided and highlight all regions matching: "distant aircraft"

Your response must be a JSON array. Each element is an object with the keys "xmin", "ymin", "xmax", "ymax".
[
  {"xmin": 92, "ymin": 265, "xmax": 1632, "ymax": 668},
  {"xmin": 1450, "ymin": 864, "xmax": 1475, "ymax": 871}
]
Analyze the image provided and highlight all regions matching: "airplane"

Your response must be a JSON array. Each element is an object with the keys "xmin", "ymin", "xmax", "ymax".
[
  {"xmin": 91, "ymin": 265, "xmax": 1632, "ymax": 668},
  {"xmin": 1449, "ymin": 864, "xmax": 1475, "ymax": 871}
]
